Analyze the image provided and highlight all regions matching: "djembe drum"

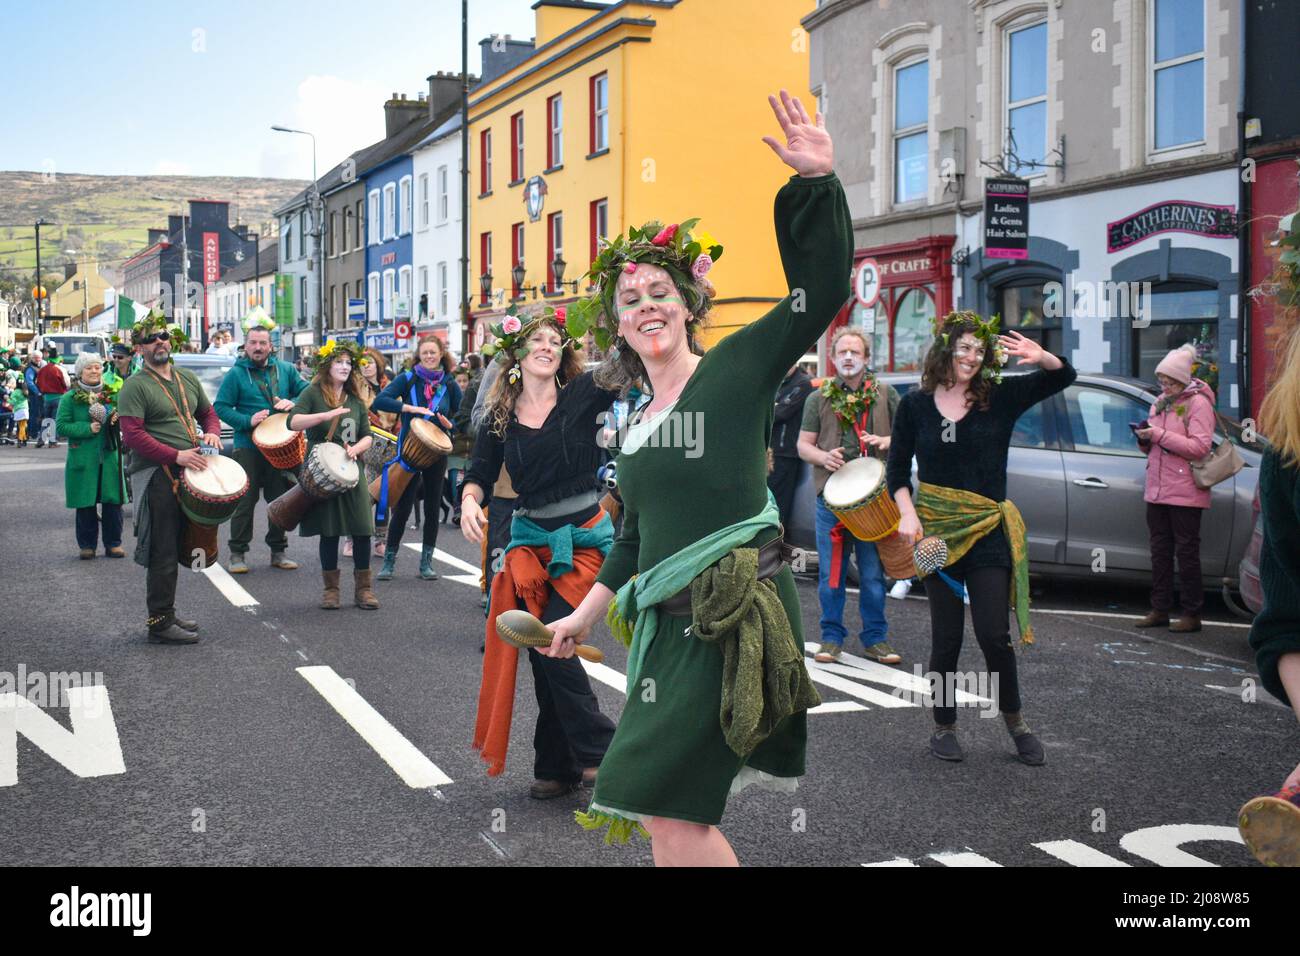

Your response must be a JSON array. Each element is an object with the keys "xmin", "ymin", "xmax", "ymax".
[
  {"xmin": 253, "ymin": 413, "xmax": 306, "ymax": 470},
  {"xmin": 178, "ymin": 455, "xmax": 249, "ymax": 567},
  {"xmin": 368, "ymin": 417, "xmax": 450, "ymax": 503},
  {"xmin": 267, "ymin": 443, "xmax": 360, "ymax": 532}
]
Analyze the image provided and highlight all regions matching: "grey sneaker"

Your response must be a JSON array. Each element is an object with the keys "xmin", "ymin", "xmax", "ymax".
[
  {"xmin": 813, "ymin": 642, "xmax": 843, "ymax": 663},
  {"xmin": 930, "ymin": 726, "xmax": 964, "ymax": 762},
  {"xmin": 228, "ymin": 554, "xmax": 249, "ymax": 574},
  {"xmin": 862, "ymin": 641, "xmax": 902, "ymax": 665}
]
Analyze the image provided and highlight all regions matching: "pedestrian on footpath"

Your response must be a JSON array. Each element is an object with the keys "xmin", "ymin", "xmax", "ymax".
[
  {"xmin": 56, "ymin": 353, "xmax": 127, "ymax": 559},
  {"xmin": 213, "ymin": 309, "xmax": 307, "ymax": 575},
  {"xmin": 461, "ymin": 307, "xmax": 617, "ymax": 800},
  {"xmin": 797, "ymin": 327, "xmax": 902, "ymax": 665},
  {"xmin": 37, "ymin": 347, "xmax": 69, "ymax": 448},
  {"xmin": 888, "ymin": 312, "xmax": 1075, "ymax": 766},
  {"xmin": 1239, "ymin": 326, "xmax": 1300, "ymax": 867},
  {"xmin": 25, "ymin": 352, "xmax": 45, "ymax": 447},
  {"xmin": 371, "ymin": 334, "xmax": 462, "ymax": 581},
  {"xmin": 1134, "ymin": 344, "xmax": 1216, "ymax": 633},
  {"xmin": 116, "ymin": 311, "xmax": 222, "ymax": 644},
  {"xmin": 768, "ymin": 361, "xmax": 813, "ymax": 532},
  {"xmin": 288, "ymin": 339, "xmax": 377, "ymax": 610},
  {"xmin": 9, "ymin": 362, "xmax": 29, "ymax": 446},
  {"xmin": 538, "ymin": 92, "xmax": 832, "ymax": 864}
]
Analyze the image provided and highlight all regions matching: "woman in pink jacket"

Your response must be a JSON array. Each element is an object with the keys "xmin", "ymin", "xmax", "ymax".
[{"xmin": 1134, "ymin": 345, "xmax": 1216, "ymax": 633}]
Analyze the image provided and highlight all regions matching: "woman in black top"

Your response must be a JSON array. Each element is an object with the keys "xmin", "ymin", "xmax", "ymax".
[
  {"xmin": 371, "ymin": 334, "xmax": 462, "ymax": 580},
  {"xmin": 886, "ymin": 312, "xmax": 1076, "ymax": 765},
  {"xmin": 461, "ymin": 312, "xmax": 617, "ymax": 799}
]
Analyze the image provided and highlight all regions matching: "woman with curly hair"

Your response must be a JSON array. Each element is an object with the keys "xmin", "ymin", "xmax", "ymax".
[
  {"xmin": 288, "ymin": 340, "xmax": 377, "ymax": 610},
  {"xmin": 462, "ymin": 308, "xmax": 618, "ymax": 800},
  {"xmin": 533, "ymin": 91, "xmax": 842, "ymax": 865},
  {"xmin": 886, "ymin": 311, "xmax": 1076, "ymax": 765}
]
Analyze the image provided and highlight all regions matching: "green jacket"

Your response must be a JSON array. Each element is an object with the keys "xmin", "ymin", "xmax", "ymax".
[
  {"xmin": 214, "ymin": 356, "xmax": 308, "ymax": 449},
  {"xmin": 56, "ymin": 390, "xmax": 126, "ymax": 508}
]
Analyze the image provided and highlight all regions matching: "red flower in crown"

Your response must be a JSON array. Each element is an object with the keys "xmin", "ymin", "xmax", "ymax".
[
  {"xmin": 651, "ymin": 224, "xmax": 678, "ymax": 246},
  {"xmin": 554, "ymin": 306, "xmax": 566, "ymax": 321}
]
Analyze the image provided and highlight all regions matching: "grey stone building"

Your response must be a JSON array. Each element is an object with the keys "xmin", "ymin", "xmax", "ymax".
[{"xmin": 805, "ymin": 0, "xmax": 1244, "ymax": 412}]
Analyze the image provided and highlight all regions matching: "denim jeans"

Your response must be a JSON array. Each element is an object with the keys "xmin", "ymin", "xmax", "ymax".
[
  {"xmin": 814, "ymin": 495, "xmax": 888, "ymax": 647},
  {"xmin": 75, "ymin": 504, "xmax": 124, "ymax": 550}
]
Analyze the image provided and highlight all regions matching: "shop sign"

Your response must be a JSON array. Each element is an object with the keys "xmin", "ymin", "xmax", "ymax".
[
  {"xmin": 1106, "ymin": 201, "xmax": 1236, "ymax": 253},
  {"xmin": 984, "ymin": 178, "xmax": 1030, "ymax": 260}
]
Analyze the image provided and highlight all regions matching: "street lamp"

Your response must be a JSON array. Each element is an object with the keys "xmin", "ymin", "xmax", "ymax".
[
  {"xmin": 272, "ymin": 125, "xmax": 324, "ymax": 351},
  {"xmin": 479, "ymin": 271, "xmax": 493, "ymax": 304}
]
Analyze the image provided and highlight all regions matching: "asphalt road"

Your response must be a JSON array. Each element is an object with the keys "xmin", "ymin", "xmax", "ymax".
[{"xmin": 1, "ymin": 444, "xmax": 1291, "ymax": 867}]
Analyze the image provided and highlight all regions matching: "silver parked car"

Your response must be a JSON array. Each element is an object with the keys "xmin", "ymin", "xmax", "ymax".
[
  {"xmin": 786, "ymin": 371, "xmax": 1262, "ymax": 591},
  {"xmin": 171, "ymin": 353, "xmax": 237, "ymax": 454}
]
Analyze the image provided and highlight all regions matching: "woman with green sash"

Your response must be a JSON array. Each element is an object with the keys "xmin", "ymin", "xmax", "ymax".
[
  {"xmin": 539, "ymin": 91, "xmax": 845, "ymax": 865},
  {"xmin": 886, "ymin": 311, "xmax": 1076, "ymax": 765}
]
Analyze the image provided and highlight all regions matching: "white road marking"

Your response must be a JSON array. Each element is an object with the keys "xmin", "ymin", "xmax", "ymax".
[
  {"xmin": 400, "ymin": 544, "xmax": 481, "ymax": 586},
  {"xmin": 808, "ymin": 700, "xmax": 869, "ymax": 715},
  {"xmin": 929, "ymin": 850, "xmax": 1003, "ymax": 867},
  {"xmin": 806, "ymin": 644, "xmax": 992, "ymax": 705},
  {"xmin": 1030, "ymin": 607, "xmax": 1250, "ymax": 629},
  {"xmin": 479, "ymin": 831, "xmax": 509, "ymax": 860},
  {"xmin": 0, "ymin": 686, "xmax": 125, "ymax": 787},
  {"xmin": 297, "ymin": 665, "xmax": 452, "ymax": 789},
  {"xmin": 201, "ymin": 563, "xmax": 259, "ymax": 607},
  {"xmin": 1119, "ymin": 824, "xmax": 1244, "ymax": 867},
  {"xmin": 803, "ymin": 663, "xmax": 914, "ymax": 708},
  {"xmin": 296, "ymin": 650, "xmax": 309, "ymax": 661},
  {"xmin": 580, "ymin": 659, "xmax": 629, "ymax": 693},
  {"xmin": 1032, "ymin": 840, "xmax": 1131, "ymax": 867},
  {"xmin": 862, "ymin": 857, "xmax": 919, "ymax": 867},
  {"xmin": 0, "ymin": 462, "xmax": 65, "ymax": 473}
]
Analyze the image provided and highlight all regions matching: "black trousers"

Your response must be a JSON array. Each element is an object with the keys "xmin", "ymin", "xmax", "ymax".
[
  {"xmin": 767, "ymin": 454, "xmax": 802, "ymax": 532},
  {"xmin": 484, "ymin": 494, "xmax": 518, "ymax": 604},
  {"xmin": 1146, "ymin": 502, "xmax": 1204, "ymax": 615},
  {"xmin": 386, "ymin": 459, "xmax": 447, "ymax": 550},
  {"xmin": 228, "ymin": 446, "xmax": 293, "ymax": 555},
  {"xmin": 320, "ymin": 536, "xmax": 372, "ymax": 571},
  {"xmin": 76, "ymin": 504, "xmax": 124, "ymax": 550},
  {"xmin": 145, "ymin": 468, "xmax": 185, "ymax": 627},
  {"xmin": 527, "ymin": 586, "xmax": 616, "ymax": 781},
  {"xmin": 923, "ymin": 565, "xmax": 1023, "ymax": 725}
]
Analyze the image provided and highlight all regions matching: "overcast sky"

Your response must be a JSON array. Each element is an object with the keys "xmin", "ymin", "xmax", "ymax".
[{"xmin": 7, "ymin": 0, "xmax": 539, "ymax": 179}]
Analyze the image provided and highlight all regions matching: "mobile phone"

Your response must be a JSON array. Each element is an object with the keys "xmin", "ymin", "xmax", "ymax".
[{"xmin": 1129, "ymin": 420, "xmax": 1149, "ymax": 432}]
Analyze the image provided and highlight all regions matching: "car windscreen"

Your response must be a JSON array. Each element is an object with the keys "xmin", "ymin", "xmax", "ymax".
[{"xmin": 178, "ymin": 365, "xmax": 232, "ymax": 406}]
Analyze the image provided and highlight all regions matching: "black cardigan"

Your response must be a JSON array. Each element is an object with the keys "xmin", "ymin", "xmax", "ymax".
[
  {"xmin": 464, "ymin": 370, "xmax": 618, "ymax": 510},
  {"xmin": 886, "ymin": 360, "xmax": 1077, "ymax": 571}
]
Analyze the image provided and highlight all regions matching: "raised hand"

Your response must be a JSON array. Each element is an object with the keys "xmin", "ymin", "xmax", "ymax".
[
  {"xmin": 998, "ymin": 330, "xmax": 1044, "ymax": 366},
  {"xmin": 762, "ymin": 90, "xmax": 833, "ymax": 178}
]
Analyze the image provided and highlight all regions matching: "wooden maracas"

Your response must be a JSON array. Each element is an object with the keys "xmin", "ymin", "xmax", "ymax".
[{"xmin": 494, "ymin": 609, "xmax": 605, "ymax": 663}]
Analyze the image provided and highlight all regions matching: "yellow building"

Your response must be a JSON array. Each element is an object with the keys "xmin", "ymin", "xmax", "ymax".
[
  {"xmin": 47, "ymin": 261, "xmax": 112, "ymax": 331},
  {"xmin": 468, "ymin": 0, "xmax": 818, "ymax": 351}
]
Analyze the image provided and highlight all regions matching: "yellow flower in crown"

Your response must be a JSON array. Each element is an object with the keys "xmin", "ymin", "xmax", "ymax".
[{"xmin": 318, "ymin": 340, "xmax": 337, "ymax": 359}]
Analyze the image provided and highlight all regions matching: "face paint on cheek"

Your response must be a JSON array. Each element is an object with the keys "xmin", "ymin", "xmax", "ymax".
[{"xmin": 835, "ymin": 355, "xmax": 863, "ymax": 377}]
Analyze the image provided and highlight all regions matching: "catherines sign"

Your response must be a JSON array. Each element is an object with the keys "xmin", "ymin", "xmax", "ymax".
[{"xmin": 1106, "ymin": 201, "xmax": 1236, "ymax": 253}]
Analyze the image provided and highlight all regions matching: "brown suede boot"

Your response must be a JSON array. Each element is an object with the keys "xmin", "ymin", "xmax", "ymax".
[
  {"xmin": 321, "ymin": 569, "xmax": 341, "ymax": 610},
  {"xmin": 1135, "ymin": 609, "xmax": 1170, "ymax": 628},
  {"xmin": 1169, "ymin": 615, "xmax": 1202, "ymax": 633},
  {"xmin": 354, "ymin": 569, "xmax": 380, "ymax": 609}
]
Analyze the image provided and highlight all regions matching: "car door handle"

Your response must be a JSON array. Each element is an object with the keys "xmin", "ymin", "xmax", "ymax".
[{"xmin": 1072, "ymin": 477, "xmax": 1109, "ymax": 489}]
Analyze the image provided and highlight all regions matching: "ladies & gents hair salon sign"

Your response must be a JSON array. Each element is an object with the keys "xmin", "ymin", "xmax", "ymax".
[{"xmin": 1106, "ymin": 200, "xmax": 1236, "ymax": 253}]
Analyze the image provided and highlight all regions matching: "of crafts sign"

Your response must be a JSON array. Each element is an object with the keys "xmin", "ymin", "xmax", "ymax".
[{"xmin": 1106, "ymin": 201, "xmax": 1236, "ymax": 253}]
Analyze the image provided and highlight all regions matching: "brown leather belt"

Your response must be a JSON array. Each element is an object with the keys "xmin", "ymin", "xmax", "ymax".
[{"xmin": 655, "ymin": 532, "xmax": 795, "ymax": 617}]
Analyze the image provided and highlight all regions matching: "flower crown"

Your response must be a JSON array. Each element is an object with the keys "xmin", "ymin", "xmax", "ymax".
[
  {"xmin": 931, "ymin": 310, "xmax": 1010, "ymax": 383},
  {"xmin": 481, "ymin": 303, "xmax": 581, "ymax": 383},
  {"xmin": 562, "ymin": 219, "xmax": 723, "ymax": 351},
  {"xmin": 242, "ymin": 306, "xmax": 276, "ymax": 333},
  {"xmin": 129, "ymin": 301, "xmax": 190, "ymax": 348},
  {"xmin": 310, "ymin": 337, "xmax": 369, "ymax": 370}
]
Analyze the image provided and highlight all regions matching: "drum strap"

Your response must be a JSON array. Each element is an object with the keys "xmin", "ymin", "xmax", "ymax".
[
  {"xmin": 144, "ymin": 366, "xmax": 198, "ymax": 447},
  {"xmin": 248, "ymin": 362, "xmax": 280, "ymax": 409}
]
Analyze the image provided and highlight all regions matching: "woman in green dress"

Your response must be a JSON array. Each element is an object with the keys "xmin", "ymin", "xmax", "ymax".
[
  {"xmin": 57, "ymin": 352, "xmax": 129, "ymax": 559},
  {"xmin": 544, "ymin": 90, "xmax": 851, "ymax": 865},
  {"xmin": 288, "ymin": 339, "xmax": 378, "ymax": 610}
]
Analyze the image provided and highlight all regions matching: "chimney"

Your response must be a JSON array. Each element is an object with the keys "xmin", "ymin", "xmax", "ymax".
[
  {"xmin": 479, "ymin": 34, "xmax": 535, "ymax": 84},
  {"xmin": 148, "ymin": 228, "xmax": 168, "ymax": 246},
  {"xmin": 427, "ymin": 70, "xmax": 476, "ymax": 120},
  {"xmin": 384, "ymin": 93, "xmax": 425, "ymax": 138}
]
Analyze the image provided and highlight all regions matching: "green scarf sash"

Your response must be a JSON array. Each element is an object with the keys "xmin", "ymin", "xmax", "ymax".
[{"xmin": 506, "ymin": 510, "xmax": 615, "ymax": 578}]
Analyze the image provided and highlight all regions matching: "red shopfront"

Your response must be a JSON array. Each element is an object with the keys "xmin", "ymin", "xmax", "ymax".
[{"xmin": 826, "ymin": 236, "xmax": 956, "ymax": 373}]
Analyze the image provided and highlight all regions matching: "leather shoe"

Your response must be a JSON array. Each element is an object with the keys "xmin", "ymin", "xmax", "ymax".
[
  {"xmin": 174, "ymin": 618, "xmax": 199, "ymax": 633},
  {"xmin": 148, "ymin": 624, "xmax": 200, "ymax": 644},
  {"xmin": 1012, "ymin": 731, "xmax": 1046, "ymax": 765},
  {"xmin": 79, "ymin": 548, "xmax": 96, "ymax": 560},
  {"xmin": 581, "ymin": 767, "xmax": 598, "ymax": 789},
  {"xmin": 1135, "ymin": 610, "xmax": 1170, "ymax": 628},
  {"xmin": 105, "ymin": 546, "xmax": 126, "ymax": 558},
  {"xmin": 529, "ymin": 778, "xmax": 579, "ymax": 800},
  {"xmin": 1170, "ymin": 615, "xmax": 1202, "ymax": 633}
]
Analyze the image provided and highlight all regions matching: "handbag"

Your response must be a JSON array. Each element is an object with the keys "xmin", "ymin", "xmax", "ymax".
[{"xmin": 1190, "ymin": 410, "xmax": 1245, "ymax": 489}]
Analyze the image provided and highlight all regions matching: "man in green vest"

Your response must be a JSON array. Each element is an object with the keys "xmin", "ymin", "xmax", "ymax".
[
  {"xmin": 214, "ymin": 307, "xmax": 307, "ymax": 574},
  {"xmin": 797, "ymin": 326, "xmax": 902, "ymax": 665}
]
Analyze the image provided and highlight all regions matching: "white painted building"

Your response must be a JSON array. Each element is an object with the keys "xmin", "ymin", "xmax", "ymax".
[
  {"xmin": 411, "ymin": 111, "xmax": 466, "ymax": 352},
  {"xmin": 274, "ymin": 190, "xmax": 319, "ymax": 351}
]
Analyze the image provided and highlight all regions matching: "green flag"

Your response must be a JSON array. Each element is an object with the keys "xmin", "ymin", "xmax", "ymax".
[
  {"xmin": 274, "ymin": 274, "xmax": 294, "ymax": 327},
  {"xmin": 116, "ymin": 295, "xmax": 145, "ymax": 330}
]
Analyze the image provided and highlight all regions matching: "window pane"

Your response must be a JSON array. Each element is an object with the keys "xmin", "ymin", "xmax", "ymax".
[
  {"xmin": 1010, "ymin": 401, "xmax": 1048, "ymax": 449},
  {"xmin": 894, "ymin": 61, "xmax": 928, "ymax": 130},
  {"xmin": 1008, "ymin": 22, "xmax": 1046, "ymax": 102},
  {"xmin": 1009, "ymin": 101, "xmax": 1047, "ymax": 168},
  {"xmin": 1065, "ymin": 386, "xmax": 1150, "ymax": 456},
  {"xmin": 1155, "ymin": 0, "xmax": 1204, "ymax": 62},
  {"xmin": 1154, "ymin": 59, "xmax": 1204, "ymax": 148},
  {"xmin": 895, "ymin": 131, "xmax": 928, "ymax": 203},
  {"xmin": 892, "ymin": 288, "xmax": 935, "ymax": 372},
  {"xmin": 1134, "ymin": 320, "xmax": 1218, "ymax": 384}
]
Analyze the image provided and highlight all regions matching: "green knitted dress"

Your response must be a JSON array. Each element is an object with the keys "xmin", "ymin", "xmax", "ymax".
[{"xmin": 582, "ymin": 172, "xmax": 853, "ymax": 835}]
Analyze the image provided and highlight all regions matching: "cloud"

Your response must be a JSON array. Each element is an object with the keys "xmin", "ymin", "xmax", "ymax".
[
  {"xmin": 259, "ymin": 74, "xmax": 390, "ymax": 180},
  {"xmin": 152, "ymin": 159, "xmax": 194, "ymax": 175}
]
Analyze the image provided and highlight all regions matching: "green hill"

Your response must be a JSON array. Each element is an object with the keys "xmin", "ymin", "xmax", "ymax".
[{"xmin": 0, "ymin": 171, "xmax": 308, "ymax": 288}]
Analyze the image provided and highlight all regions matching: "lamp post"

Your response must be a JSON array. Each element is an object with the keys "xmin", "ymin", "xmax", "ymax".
[
  {"xmin": 272, "ymin": 125, "xmax": 324, "ymax": 350},
  {"xmin": 34, "ymin": 218, "xmax": 47, "ymax": 337}
]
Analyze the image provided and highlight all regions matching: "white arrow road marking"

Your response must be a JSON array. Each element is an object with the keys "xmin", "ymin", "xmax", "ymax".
[
  {"xmin": 808, "ymin": 701, "xmax": 869, "ymax": 715},
  {"xmin": 0, "ymin": 686, "xmax": 125, "ymax": 787},
  {"xmin": 201, "ymin": 563, "xmax": 259, "ymax": 607},
  {"xmin": 297, "ymin": 665, "xmax": 452, "ymax": 789},
  {"xmin": 803, "ymin": 663, "xmax": 914, "ymax": 708},
  {"xmin": 1032, "ymin": 840, "xmax": 1131, "ymax": 867},
  {"xmin": 1119, "ymin": 824, "xmax": 1244, "ymax": 867},
  {"xmin": 805, "ymin": 643, "xmax": 993, "ymax": 706}
]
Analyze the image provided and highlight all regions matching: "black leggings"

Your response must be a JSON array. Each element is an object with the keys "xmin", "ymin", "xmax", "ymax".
[
  {"xmin": 922, "ymin": 564, "xmax": 1022, "ymax": 725},
  {"xmin": 386, "ymin": 459, "xmax": 447, "ymax": 550},
  {"xmin": 320, "ymin": 536, "xmax": 372, "ymax": 571}
]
